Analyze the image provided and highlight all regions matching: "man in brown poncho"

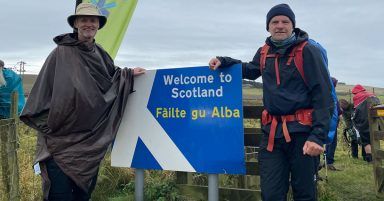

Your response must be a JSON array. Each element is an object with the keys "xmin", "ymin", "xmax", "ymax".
[{"xmin": 20, "ymin": 3, "xmax": 145, "ymax": 200}]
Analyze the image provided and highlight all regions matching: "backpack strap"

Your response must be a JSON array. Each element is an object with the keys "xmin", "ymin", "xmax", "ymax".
[
  {"xmin": 260, "ymin": 41, "xmax": 308, "ymax": 86},
  {"xmin": 286, "ymin": 41, "xmax": 308, "ymax": 85},
  {"xmin": 259, "ymin": 44, "xmax": 270, "ymax": 73},
  {"xmin": 259, "ymin": 43, "xmax": 282, "ymax": 85}
]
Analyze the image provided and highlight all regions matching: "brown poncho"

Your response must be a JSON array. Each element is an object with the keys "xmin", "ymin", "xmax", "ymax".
[{"xmin": 20, "ymin": 33, "xmax": 134, "ymax": 198}]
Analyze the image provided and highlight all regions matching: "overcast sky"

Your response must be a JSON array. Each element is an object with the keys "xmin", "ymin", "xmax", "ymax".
[{"xmin": 1, "ymin": 0, "xmax": 383, "ymax": 87}]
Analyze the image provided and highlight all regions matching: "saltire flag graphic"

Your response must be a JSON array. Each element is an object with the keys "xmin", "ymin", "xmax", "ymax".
[{"xmin": 83, "ymin": 0, "xmax": 138, "ymax": 58}]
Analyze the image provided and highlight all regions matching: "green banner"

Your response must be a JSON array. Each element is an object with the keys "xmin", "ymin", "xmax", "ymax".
[{"xmin": 85, "ymin": 0, "xmax": 138, "ymax": 58}]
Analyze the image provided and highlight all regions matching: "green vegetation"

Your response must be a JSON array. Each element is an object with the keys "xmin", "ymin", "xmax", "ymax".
[
  {"xmin": 316, "ymin": 133, "xmax": 384, "ymax": 201},
  {"xmin": 2, "ymin": 80, "xmax": 383, "ymax": 200},
  {"xmin": 3, "ymin": 116, "xmax": 383, "ymax": 201},
  {"xmin": 100, "ymin": 123, "xmax": 384, "ymax": 200},
  {"xmin": 93, "ymin": 168, "xmax": 185, "ymax": 201}
]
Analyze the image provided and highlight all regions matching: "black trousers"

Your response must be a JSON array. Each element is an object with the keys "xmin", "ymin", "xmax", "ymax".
[
  {"xmin": 351, "ymin": 139, "xmax": 358, "ymax": 158},
  {"xmin": 259, "ymin": 133, "xmax": 317, "ymax": 201},
  {"xmin": 325, "ymin": 130, "xmax": 337, "ymax": 165},
  {"xmin": 45, "ymin": 159, "xmax": 98, "ymax": 201},
  {"xmin": 351, "ymin": 140, "xmax": 366, "ymax": 159}
]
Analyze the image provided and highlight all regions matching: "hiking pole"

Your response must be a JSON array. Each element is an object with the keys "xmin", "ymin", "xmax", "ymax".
[{"xmin": 324, "ymin": 145, "xmax": 328, "ymax": 182}]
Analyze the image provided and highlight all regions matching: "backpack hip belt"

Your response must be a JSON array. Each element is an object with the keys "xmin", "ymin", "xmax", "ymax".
[{"xmin": 261, "ymin": 108, "xmax": 313, "ymax": 152}]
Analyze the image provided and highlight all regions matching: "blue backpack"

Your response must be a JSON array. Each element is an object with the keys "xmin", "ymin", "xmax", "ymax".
[{"xmin": 307, "ymin": 39, "xmax": 338, "ymax": 144}]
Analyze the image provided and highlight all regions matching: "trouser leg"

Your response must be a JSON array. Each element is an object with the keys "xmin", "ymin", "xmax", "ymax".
[
  {"xmin": 46, "ymin": 159, "xmax": 74, "ymax": 201},
  {"xmin": 325, "ymin": 131, "xmax": 337, "ymax": 164},
  {"xmin": 351, "ymin": 140, "xmax": 358, "ymax": 158},
  {"xmin": 46, "ymin": 159, "xmax": 99, "ymax": 201},
  {"xmin": 362, "ymin": 145, "xmax": 367, "ymax": 159},
  {"xmin": 290, "ymin": 134, "xmax": 317, "ymax": 201},
  {"xmin": 314, "ymin": 155, "xmax": 320, "ymax": 170},
  {"xmin": 259, "ymin": 137, "xmax": 289, "ymax": 201},
  {"xmin": 72, "ymin": 173, "xmax": 98, "ymax": 201}
]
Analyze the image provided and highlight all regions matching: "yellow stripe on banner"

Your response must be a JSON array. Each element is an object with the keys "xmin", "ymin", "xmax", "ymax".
[{"xmin": 85, "ymin": 0, "xmax": 138, "ymax": 59}]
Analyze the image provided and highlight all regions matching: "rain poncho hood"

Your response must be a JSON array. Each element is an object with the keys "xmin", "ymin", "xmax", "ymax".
[{"xmin": 352, "ymin": 84, "xmax": 374, "ymax": 108}]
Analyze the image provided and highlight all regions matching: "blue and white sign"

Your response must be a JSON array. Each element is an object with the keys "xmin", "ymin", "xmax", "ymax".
[{"xmin": 111, "ymin": 64, "xmax": 245, "ymax": 174}]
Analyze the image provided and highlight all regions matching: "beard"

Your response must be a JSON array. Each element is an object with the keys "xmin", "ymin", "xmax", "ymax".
[{"xmin": 0, "ymin": 71, "xmax": 7, "ymax": 87}]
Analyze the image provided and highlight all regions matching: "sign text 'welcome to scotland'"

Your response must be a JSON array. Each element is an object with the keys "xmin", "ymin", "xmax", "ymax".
[{"xmin": 112, "ymin": 64, "xmax": 245, "ymax": 174}]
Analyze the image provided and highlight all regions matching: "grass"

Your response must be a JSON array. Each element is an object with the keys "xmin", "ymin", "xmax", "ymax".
[
  {"xmin": 94, "ymin": 169, "xmax": 186, "ymax": 201},
  {"xmin": 1, "ymin": 120, "xmax": 383, "ymax": 201},
  {"xmin": 102, "ymin": 128, "xmax": 384, "ymax": 201},
  {"xmin": 316, "ymin": 131, "xmax": 384, "ymax": 201},
  {"xmin": 1, "ymin": 84, "xmax": 383, "ymax": 200},
  {"xmin": 17, "ymin": 126, "xmax": 42, "ymax": 201}
]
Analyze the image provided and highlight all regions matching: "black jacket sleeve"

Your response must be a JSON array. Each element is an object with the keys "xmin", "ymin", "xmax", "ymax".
[
  {"xmin": 353, "ymin": 101, "xmax": 370, "ymax": 146},
  {"xmin": 353, "ymin": 97, "xmax": 380, "ymax": 146},
  {"xmin": 302, "ymin": 44, "xmax": 334, "ymax": 146},
  {"xmin": 216, "ymin": 49, "xmax": 262, "ymax": 80}
]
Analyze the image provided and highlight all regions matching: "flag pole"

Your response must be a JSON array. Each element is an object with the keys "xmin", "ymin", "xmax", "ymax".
[
  {"xmin": 74, "ymin": 0, "xmax": 82, "ymax": 33},
  {"xmin": 76, "ymin": 0, "xmax": 82, "ymax": 7}
]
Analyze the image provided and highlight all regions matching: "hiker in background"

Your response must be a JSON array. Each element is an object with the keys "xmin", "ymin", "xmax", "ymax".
[
  {"xmin": 0, "ymin": 59, "xmax": 25, "ymax": 119},
  {"xmin": 340, "ymin": 98, "xmax": 366, "ymax": 159},
  {"xmin": 324, "ymin": 77, "xmax": 342, "ymax": 170},
  {"xmin": 19, "ymin": 3, "xmax": 145, "ymax": 201},
  {"xmin": 351, "ymin": 84, "xmax": 380, "ymax": 163},
  {"xmin": 208, "ymin": 3, "xmax": 333, "ymax": 200}
]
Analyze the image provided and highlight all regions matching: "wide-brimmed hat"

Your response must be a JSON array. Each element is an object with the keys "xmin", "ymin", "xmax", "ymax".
[{"xmin": 67, "ymin": 3, "xmax": 107, "ymax": 29}]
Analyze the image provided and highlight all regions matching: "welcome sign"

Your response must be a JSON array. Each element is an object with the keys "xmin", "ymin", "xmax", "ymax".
[{"xmin": 111, "ymin": 64, "xmax": 245, "ymax": 174}]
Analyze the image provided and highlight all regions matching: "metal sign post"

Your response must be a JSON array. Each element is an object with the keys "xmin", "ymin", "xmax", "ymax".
[
  {"xmin": 135, "ymin": 168, "xmax": 144, "ymax": 201},
  {"xmin": 208, "ymin": 174, "xmax": 219, "ymax": 201}
]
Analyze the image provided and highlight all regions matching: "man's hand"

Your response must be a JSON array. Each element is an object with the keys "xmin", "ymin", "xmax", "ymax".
[
  {"xmin": 303, "ymin": 141, "xmax": 324, "ymax": 156},
  {"xmin": 133, "ymin": 67, "xmax": 146, "ymax": 76},
  {"xmin": 208, "ymin": 58, "xmax": 221, "ymax": 70}
]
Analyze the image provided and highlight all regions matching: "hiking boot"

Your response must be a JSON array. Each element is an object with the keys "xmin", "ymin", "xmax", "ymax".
[
  {"xmin": 326, "ymin": 164, "xmax": 339, "ymax": 171},
  {"xmin": 364, "ymin": 154, "xmax": 372, "ymax": 163}
]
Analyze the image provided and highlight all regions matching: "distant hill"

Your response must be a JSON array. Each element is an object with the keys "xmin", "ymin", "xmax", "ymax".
[
  {"xmin": 22, "ymin": 74, "xmax": 384, "ymax": 102},
  {"xmin": 22, "ymin": 74, "xmax": 38, "ymax": 95},
  {"xmin": 242, "ymin": 79, "xmax": 262, "ymax": 88},
  {"xmin": 242, "ymin": 80, "xmax": 384, "ymax": 103}
]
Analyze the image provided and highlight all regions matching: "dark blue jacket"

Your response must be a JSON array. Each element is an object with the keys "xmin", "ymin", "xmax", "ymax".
[{"xmin": 217, "ymin": 28, "xmax": 334, "ymax": 146}]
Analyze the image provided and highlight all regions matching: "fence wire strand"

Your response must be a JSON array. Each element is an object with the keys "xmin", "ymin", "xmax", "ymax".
[{"xmin": 0, "ymin": 120, "xmax": 42, "ymax": 201}]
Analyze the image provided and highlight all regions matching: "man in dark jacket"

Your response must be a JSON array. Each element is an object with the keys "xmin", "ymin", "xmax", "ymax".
[
  {"xmin": 20, "ymin": 3, "xmax": 145, "ymax": 201},
  {"xmin": 352, "ymin": 84, "xmax": 380, "ymax": 163},
  {"xmin": 209, "ymin": 4, "xmax": 333, "ymax": 200}
]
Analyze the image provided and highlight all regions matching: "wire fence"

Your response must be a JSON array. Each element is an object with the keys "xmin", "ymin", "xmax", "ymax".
[{"xmin": 0, "ymin": 92, "xmax": 42, "ymax": 201}]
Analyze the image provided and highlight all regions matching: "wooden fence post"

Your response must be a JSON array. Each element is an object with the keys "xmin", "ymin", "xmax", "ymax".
[
  {"xmin": 369, "ymin": 104, "xmax": 384, "ymax": 196},
  {"xmin": 9, "ymin": 91, "xmax": 20, "ymax": 201},
  {"xmin": 0, "ymin": 119, "xmax": 11, "ymax": 200}
]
